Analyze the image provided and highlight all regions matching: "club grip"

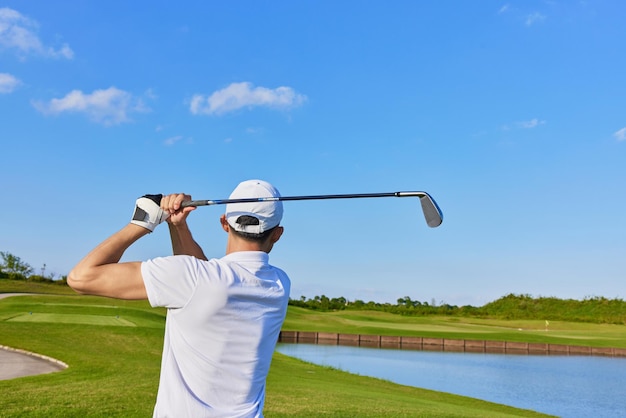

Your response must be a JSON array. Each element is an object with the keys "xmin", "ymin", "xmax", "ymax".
[{"xmin": 181, "ymin": 200, "xmax": 210, "ymax": 208}]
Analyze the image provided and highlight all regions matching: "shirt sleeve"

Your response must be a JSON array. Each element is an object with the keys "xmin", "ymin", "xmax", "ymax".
[{"xmin": 141, "ymin": 255, "xmax": 200, "ymax": 308}]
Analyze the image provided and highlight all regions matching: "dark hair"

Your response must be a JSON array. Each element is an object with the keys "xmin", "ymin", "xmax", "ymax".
[{"xmin": 231, "ymin": 215, "xmax": 277, "ymax": 242}]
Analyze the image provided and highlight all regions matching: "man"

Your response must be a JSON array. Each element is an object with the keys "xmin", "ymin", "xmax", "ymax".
[{"xmin": 68, "ymin": 179, "xmax": 291, "ymax": 418}]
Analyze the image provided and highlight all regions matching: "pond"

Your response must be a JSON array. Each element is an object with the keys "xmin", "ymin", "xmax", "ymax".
[{"xmin": 276, "ymin": 343, "xmax": 626, "ymax": 417}]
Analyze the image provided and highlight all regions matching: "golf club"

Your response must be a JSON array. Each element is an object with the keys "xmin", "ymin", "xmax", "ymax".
[{"xmin": 181, "ymin": 191, "xmax": 443, "ymax": 228}]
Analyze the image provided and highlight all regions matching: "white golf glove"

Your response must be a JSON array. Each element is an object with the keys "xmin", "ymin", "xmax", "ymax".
[{"xmin": 130, "ymin": 194, "xmax": 170, "ymax": 232}]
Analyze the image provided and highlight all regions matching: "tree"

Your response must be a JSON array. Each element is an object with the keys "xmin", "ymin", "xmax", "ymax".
[
  {"xmin": 320, "ymin": 295, "xmax": 330, "ymax": 310},
  {"xmin": 0, "ymin": 251, "xmax": 34, "ymax": 279}
]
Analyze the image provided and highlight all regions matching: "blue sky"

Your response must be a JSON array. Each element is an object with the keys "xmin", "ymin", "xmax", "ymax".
[{"xmin": 1, "ymin": 1, "xmax": 624, "ymax": 306}]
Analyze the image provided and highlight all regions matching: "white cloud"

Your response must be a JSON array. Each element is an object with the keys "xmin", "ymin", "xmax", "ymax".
[
  {"xmin": 190, "ymin": 82, "xmax": 307, "ymax": 116},
  {"xmin": 497, "ymin": 6, "xmax": 548, "ymax": 27},
  {"xmin": 163, "ymin": 135, "xmax": 183, "ymax": 146},
  {"xmin": 614, "ymin": 127, "xmax": 626, "ymax": 142},
  {"xmin": 525, "ymin": 12, "xmax": 546, "ymax": 26},
  {"xmin": 0, "ymin": 7, "xmax": 74, "ymax": 59},
  {"xmin": 245, "ymin": 127, "xmax": 263, "ymax": 134},
  {"xmin": 0, "ymin": 72, "xmax": 20, "ymax": 93},
  {"xmin": 517, "ymin": 118, "xmax": 546, "ymax": 129},
  {"xmin": 32, "ymin": 87, "xmax": 149, "ymax": 126},
  {"xmin": 500, "ymin": 118, "xmax": 546, "ymax": 131},
  {"xmin": 144, "ymin": 88, "xmax": 158, "ymax": 100}
]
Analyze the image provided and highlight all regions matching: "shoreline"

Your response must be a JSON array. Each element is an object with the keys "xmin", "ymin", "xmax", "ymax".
[{"xmin": 279, "ymin": 330, "xmax": 626, "ymax": 357}]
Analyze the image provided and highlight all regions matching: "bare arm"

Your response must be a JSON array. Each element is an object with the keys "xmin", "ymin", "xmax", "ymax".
[
  {"xmin": 161, "ymin": 193, "xmax": 208, "ymax": 260},
  {"xmin": 67, "ymin": 224, "xmax": 150, "ymax": 300},
  {"xmin": 168, "ymin": 222, "xmax": 208, "ymax": 259}
]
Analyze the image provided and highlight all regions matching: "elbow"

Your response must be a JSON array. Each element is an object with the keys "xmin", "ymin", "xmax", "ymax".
[{"xmin": 67, "ymin": 269, "xmax": 89, "ymax": 294}]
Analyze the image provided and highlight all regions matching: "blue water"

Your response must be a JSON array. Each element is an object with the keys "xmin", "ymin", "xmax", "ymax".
[{"xmin": 276, "ymin": 343, "xmax": 626, "ymax": 417}]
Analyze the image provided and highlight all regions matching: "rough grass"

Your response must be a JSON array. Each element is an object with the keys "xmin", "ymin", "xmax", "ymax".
[{"xmin": 0, "ymin": 279, "xmax": 75, "ymax": 295}]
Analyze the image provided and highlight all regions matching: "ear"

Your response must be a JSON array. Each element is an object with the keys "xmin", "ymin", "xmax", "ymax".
[
  {"xmin": 220, "ymin": 214, "xmax": 230, "ymax": 232},
  {"xmin": 271, "ymin": 226, "xmax": 284, "ymax": 243}
]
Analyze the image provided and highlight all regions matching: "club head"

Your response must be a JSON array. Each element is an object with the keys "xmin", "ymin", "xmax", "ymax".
[{"xmin": 419, "ymin": 194, "xmax": 443, "ymax": 228}]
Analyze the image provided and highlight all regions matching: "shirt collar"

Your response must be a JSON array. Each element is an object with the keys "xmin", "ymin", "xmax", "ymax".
[{"xmin": 222, "ymin": 251, "xmax": 269, "ymax": 264}]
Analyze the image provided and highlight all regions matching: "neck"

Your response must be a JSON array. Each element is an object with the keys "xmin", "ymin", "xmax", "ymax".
[{"xmin": 225, "ymin": 234, "xmax": 272, "ymax": 255}]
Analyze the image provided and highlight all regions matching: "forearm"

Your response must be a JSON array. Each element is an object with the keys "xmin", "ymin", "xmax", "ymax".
[
  {"xmin": 76, "ymin": 224, "xmax": 148, "ymax": 267},
  {"xmin": 168, "ymin": 222, "xmax": 208, "ymax": 260}
]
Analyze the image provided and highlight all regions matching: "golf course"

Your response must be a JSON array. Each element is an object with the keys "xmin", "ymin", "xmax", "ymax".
[{"xmin": 2, "ymin": 281, "xmax": 625, "ymax": 417}]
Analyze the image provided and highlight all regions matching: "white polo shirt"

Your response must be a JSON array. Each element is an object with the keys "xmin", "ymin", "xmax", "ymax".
[{"xmin": 141, "ymin": 251, "xmax": 291, "ymax": 418}]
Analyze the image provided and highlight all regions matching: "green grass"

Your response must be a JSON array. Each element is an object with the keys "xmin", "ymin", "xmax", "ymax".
[
  {"xmin": 0, "ymin": 279, "xmax": 75, "ymax": 295},
  {"xmin": 0, "ymin": 293, "xmax": 164, "ymax": 417},
  {"xmin": 265, "ymin": 354, "xmax": 549, "ymax": 417},
  {"xmin": 0, "ymin": 282, "xmax": 581, "ymax": 416},
  {"xmin": 7, "ymin": 312, "xmax": 137, "ymax": 326}
]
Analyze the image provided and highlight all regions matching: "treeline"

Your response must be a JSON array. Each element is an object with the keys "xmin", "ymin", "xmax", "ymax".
[
  {"xmin": 0, "ymin": 251, "xmax": 67, "ymax": 285},
  {"xmin": 289, "ymin": 293, "xmax": 626, "ymax": 324},
  {"xmin": 289, "ymin": 295, "xmax": 459, "ymax": 315}
]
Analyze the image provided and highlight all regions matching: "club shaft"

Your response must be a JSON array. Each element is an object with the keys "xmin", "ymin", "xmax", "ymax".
[
  {"xmin": 180, "ymin": 190, "xmax": 443, "ymax": 228},
  {"xmin": 181, "ymin": 191, "xmax": 427, "ymax": 207}
]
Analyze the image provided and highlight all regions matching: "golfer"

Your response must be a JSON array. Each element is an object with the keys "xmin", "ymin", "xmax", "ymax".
[{"xmin": 68, "ymin": 179, "xmax": 291, "ymax": 418}]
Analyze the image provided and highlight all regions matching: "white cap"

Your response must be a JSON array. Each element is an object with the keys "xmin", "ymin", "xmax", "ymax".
[{"xmin": 225, "ymin": 179, "xmax": 283, "ymax": 234}]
